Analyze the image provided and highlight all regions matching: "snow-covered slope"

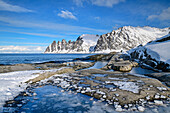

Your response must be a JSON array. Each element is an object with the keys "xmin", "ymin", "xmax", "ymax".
[
  {"xmin": 45, "ymin": 26, "xmax": 170, "ymax": 53},
  {"xmin": 129, "ymin": 34, "xmax": 170, "ymax": 71},
  {"xmin": 45, "ymin": 34, "xmax": 99, "ymax": 53},
  {"xmin": 0, "ymin": 69, "xmax": 61, "ymax": 107}
]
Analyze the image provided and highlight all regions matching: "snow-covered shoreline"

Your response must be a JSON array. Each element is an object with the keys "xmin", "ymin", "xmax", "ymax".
[{"xmin": 0, "ymin": 69, "xmax": 60, "ymax": 108}]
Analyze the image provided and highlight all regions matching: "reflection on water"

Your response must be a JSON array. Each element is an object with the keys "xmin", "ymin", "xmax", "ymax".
[
  {"xmin": 129, "ymin": 67, "xmax": 156, "ymax": 75},
  {"xmin": 87, "ymin": 61, "xmax": 108, "ymax": 69},
  {"xmin": 16, "ymin": 85, "xmax": 117, "ymax": 113}
]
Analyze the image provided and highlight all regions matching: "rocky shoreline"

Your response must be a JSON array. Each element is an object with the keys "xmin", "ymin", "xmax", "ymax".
[{"xmin": 1, "ymin": 52, "xmax": 170, "ymax": 112}]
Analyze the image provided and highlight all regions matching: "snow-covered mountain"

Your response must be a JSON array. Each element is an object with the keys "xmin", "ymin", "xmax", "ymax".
[
  {"xmin": 94, "ymin": 26, "xmax": 169, "ymax": 52},
  {"xmin": 45, "ymin": 34, "xmax": 99, "ymax": 53},
  {"xmin": 44, "ymin": 26, "xmax": 170, "ymax": 53}
]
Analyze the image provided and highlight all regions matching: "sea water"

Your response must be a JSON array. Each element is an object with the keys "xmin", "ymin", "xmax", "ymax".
[{"xmin": 0, "ymin": 53, "xmax": 93, "ymax": 65}]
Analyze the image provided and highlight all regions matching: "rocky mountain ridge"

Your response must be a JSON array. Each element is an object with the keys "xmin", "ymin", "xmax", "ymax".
[{"xmin": 45, "ymin": 26, "xmax": 170, "ymax": 53}]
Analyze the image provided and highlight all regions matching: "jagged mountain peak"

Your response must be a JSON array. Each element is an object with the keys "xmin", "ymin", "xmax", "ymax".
[{"xmin": 45, "ymin": 26, "xmax": 170, "ymax": 53}]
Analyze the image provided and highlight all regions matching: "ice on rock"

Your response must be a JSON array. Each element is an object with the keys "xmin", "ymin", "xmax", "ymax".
[
  {"xmin": 138, "ymin": 106, "xmax": 145, "ymax": 112},
  {"xmin": 115, "ymin": 105, "xmax": 123, "ymax": 112},
  {"xmin": 155, "ymin": 95, "xmax": 160, "ymax": 99},
  {"xmin": 157, "ymin": 87, "xmax": 167, "ymax": 91},
  {"xmin": 113, "ymin": 81, "xmax": 139, "ymax": 93},
  {"xmin": 154, "ymin": 100, "xmax": 164, "ymax": 105}
]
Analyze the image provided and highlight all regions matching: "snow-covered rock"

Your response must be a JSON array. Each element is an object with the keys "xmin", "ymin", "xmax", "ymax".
[
  {"xmin": 129, "ymin": 34, "xmax": 170, "ymax": 71},
  {"xmin": 45, "ymin": 26, "xmax": 169, "ymax": 53}
]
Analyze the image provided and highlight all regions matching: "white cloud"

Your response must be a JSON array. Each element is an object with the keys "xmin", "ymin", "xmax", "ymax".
[
  {"xmin": 0, "ymin": 46, "xmax": 46, "ymax": 53},
  {"xmin": 0, "ymin": 0, "xmax": 33, "ymax": 12},
  {"xmin": 91, "ymin": 0, "xmax": 125, "ymax": 7},
  {"xmin": 73, "ymin": 0, "xmax": 125, "ymax": 7},
  {"xmin": 58, "ymin": 10, "xmax": 77, "ymax": 20},
  {"xmin": 148, "ymin": 7, "xmax": 170, "ymax": 21},
  {"xmin": 0, "ymin": 46, "xmax": 29, "ymax": 51}
]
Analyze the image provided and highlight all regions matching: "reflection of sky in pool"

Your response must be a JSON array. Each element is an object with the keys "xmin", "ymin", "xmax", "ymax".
[
  {"xmin": 16, "ymin": 85, "xmax": 117, "ymax": 113},
  {"xmin": 87, "ymin": 61, "xmax": 108, "ymax": 69},
  {"xmin": 129, "ymin": 67, "xmax": 156, "ymax": 75}
]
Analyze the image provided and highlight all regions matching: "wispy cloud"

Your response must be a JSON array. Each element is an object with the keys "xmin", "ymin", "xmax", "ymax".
[
  {"xmin": 94, "ymin": 16, "xmax": 100, "ymax": 20},
  {"xmin": 0, "ymin": 29, "xmax": 65, "ymax": 38},
  {"xmin": 58, "ymin": 10, "xmax": 77, "ymax": 20},
  {"xmin": 73, "ymin": 0, "xmax": 125, "ymax": 7},
  {"xmin": 0, "ymin": 17, "xmax": 108, "ymax": 34},
  {"xmin": 0, "ymin": 45, "xmax": 46, "ymax": 53},
  {"xmin": 0, "ymin": 0, "xmax": 34, "ymax": 13},
  {"xmin": 73, "ymin": 0, "xmax": 85, "ymax": 7},
  {"xmin": 0, "ymin": 41, "xmax": 48, "ymax": 45},
  {"xmin": 148, "ymin": 7, "xmax": 170, "ymax": 21},
  {"xmin": 91, "ymin": 0, "xmax": 125, "ymax": 7}
]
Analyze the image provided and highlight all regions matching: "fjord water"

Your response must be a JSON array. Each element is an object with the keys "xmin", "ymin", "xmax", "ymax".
[{"xmin": 0, "ymin": 53, "xmax": 93, "ymax": 65}]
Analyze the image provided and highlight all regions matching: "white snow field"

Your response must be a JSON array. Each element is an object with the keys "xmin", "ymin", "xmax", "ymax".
[
  {"xmin": 0, "ymin": 69, "xmax": 60, "ymax": 107},
  {"xmin": 129, "ymin": 34, "xmax": 170, "ymax": 64},
  {"xmin": 145, "ymin": 34, "xmax": 170, "ymax": 64}
]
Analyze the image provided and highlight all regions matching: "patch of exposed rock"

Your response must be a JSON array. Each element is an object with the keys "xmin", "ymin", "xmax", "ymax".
[
  {"xmin": 102, "ymin": 53, "xmax": 138, "ymax": 72},
  {"xmin": 64, "ymin": 61, "xmax": 95, "ymax": 70},
  {"xmin": 0, "ymin": 63, "xmax": 67, "ymax": 73},
  {"xmin": 73, "ymin": 52, "xmax": 116, "ymax": 61}
]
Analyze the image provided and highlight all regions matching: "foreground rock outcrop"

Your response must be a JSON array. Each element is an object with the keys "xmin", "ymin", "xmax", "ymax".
[
  {"xmin": 102, "ymin": 53, "xmax": 138, "ymax": 72},
  {"xmin": 21, "ymin": 68, "xmax": 170, "ymax": 112},
  {"xmin": 129, "ymin": 34, "xmax": 170, "ymax": 72}
]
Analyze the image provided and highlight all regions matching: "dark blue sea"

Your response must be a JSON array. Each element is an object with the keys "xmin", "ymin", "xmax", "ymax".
[{"xmin": 0, "ymin": 53, "xmax": 94, "ymax": 65}]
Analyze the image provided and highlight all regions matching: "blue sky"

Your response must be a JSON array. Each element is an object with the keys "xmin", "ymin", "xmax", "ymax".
[{"xmin": 0, "ymin": 0, "xmax": 169, "ymax": 53}]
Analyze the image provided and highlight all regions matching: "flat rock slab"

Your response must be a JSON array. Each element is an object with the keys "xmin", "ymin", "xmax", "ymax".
[{"xmin": 36, "ymin": 69, "xmax": 170, "ymax": 108}]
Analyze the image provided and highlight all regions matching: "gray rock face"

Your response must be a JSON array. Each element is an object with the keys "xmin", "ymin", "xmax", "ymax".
[
  {"xmin": 94, "ymin": 26, "xmax": 169, "ymax": 52},
  {"xmin": 45, "ymin": 34, "xmax": 98, "ymax": 53}
]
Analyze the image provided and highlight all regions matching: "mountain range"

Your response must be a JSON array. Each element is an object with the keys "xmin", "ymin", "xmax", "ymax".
[{"xmin": 44, "ymin": 26, "xmax": 170, "ymax": 53}]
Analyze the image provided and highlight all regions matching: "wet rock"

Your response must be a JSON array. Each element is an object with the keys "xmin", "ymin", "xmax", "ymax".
[{"xmin": 111, "ymin": 61, "xmax": 133, "ymax": 72}]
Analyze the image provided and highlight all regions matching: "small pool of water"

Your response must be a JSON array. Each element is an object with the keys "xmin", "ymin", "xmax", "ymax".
[
  {"xmin": 129, "ymin": 67, "xmax": 156, "ymax": 75},
  {"xmin": 87, "ymin": 61, "xmax": 108, "ymax": 69},
  {"xmin": 14, "ymin": 85, "xmax": 117, "ymax": 113}
]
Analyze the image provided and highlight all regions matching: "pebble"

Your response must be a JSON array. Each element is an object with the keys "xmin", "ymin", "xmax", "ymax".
[
  {"xmin": 157, "ymin": 87, "xmax": 167, "ymax": 91},
  {"xmin": 92, "ymin": 101, "xmax": 96, "ymax": 104},
  {"xmin": 89, "ymin": 98, "xmax": 93, "ymax": 101},
  {"xmin": 115, "ymin": 93, "xmax": 119, "ymax": 97},
  {"xmin": 33, "ymin": 92, "xmax": 37, "ymax": 96},
  {"xmin": 138, "ymin": 106, "xmax": 145, "ymax": 112},
  {"xmin": 124, "ymin": 104, "xmax": 128, "ymax": 108},
  {"xmin": 154, "ymin": 100, "xmax": 163, "ymax": 105},
  {"xmin": 81, "ymin": 90, "xmax": 86, "ymax": 93},
  {"xmin": 115, "ymin": 105, "xmax": 123, "ymax": 112},
  {"xmin": 146, "ymin": 96, "xmax": 150, "ymax": 100},
  {"xmin": 17, "ymin": 104, "xmax": 22, "ymax": 107},
  {"xmin": 103, "ymin": 95, "xmax": 107, "ymax": 98},
  {"xmin": 160, "ymin": 95, "xmax": 166, "ymax": 99},
  {"xmin": 128, "ymin": 104, "xmax": 133, "ymax": 107},
  {"xmin": 61, "ymin": 90, "xmax": 64, "ymax": 92}
]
